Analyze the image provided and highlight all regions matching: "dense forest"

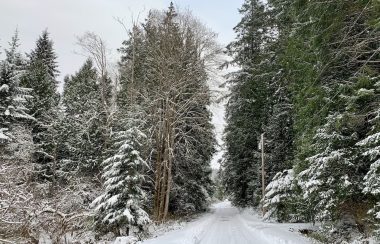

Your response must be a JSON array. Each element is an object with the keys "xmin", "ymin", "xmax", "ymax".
[
  {"xmin": 1, "ymin": 0, "xmax": 380, "ymax": 243},
  {"xmin": 223, "ymin": 0, "xmax": 380, "ymax": 242},
  {"xmin": 0, "ymin": 4, "xmax": 218, "ymax": 243}
]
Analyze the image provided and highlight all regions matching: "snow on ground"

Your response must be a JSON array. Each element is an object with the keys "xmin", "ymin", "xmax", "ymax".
[
  {"xmin": 114, "ymin": 236, "xmax": 138, "ymax": 244},
  {"xmin": 141, "ymin": 201, "xmax": 315, "ymax": 244}
]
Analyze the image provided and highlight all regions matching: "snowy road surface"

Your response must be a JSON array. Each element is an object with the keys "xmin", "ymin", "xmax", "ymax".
[{"xmin": 142, "ymin": 201, "xmax": 313, "ymax": 244}]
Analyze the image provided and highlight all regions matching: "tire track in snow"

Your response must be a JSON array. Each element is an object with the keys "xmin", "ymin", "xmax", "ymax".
[{"xmin": 142, "ymin": 201, "xmax": 313, "ymax": 244}]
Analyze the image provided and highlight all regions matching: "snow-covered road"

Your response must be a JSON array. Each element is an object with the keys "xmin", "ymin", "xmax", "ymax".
[{"xmin": 142, "ymin": 201, "xmax": 314, "ymax": 244}]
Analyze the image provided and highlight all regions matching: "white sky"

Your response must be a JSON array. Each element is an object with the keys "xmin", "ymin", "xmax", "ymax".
[{"xmin": 0, "ymin": 0, "xmax": 244, "ymax": 168}]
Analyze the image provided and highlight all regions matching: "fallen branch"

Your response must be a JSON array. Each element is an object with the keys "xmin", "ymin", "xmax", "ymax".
[{"xmin": 0, "ymin": 238, "xmax": 16, "ymax": 244}]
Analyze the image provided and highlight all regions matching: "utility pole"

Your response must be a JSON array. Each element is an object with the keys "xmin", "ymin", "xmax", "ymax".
[
  {"xmin": 260, "ymin": 133, "xmax": 265, "ymax": 200},
  {"xmin": 259, "ymin": 133, "xmax": 265, "ymax": 215}
]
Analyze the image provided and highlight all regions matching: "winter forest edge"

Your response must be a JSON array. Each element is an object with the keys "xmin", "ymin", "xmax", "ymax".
[{"xmin": 0, "ymin": 0, "xmax": 380, "ymax": 243}]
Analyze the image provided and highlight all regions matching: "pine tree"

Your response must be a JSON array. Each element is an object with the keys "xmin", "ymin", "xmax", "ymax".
[
  {"xmin": 0, "ymin": 31, "xmax": 33, "ymax": 144},
  {"xmin": 223, "ymin": 0, "xmax": 271, "ymax": 207},
  {"xmin": 224, "ymin": 0, "xmax": 380, "ymax": 239},
  {"xmin": 23, "ymin": 30, "xmax": 59, "ymax": 115},
  {"xmin": 256, "ymin": 0, "xmax": 298, "ymax": 221},
  {"xmin": 288, "ymin": 0, "xmax": 380, "ymax": 230},
  {"xmin": 297, "ymin": 113, "xmax": 358, "ymax": 222},
  {"xmin": 353, "ymin": 70, "xmax": 380, "ymax": 234},
  {"xmin": 358, "ymin": 124, "xmax": 380, "ymax": 234},
  {"xmin": 263, "ymin": 169, "xmax": 297, "ymax": 222},
  {"xmin": 62, "ymin": 59, "xmax": 104, "ymax": 174},
  {"xmin": 91, "ymin": 127, "xmax": 150, "ymax": 235},
  {"xmin": 261, "ymin": 0, "xmax": 295, "ymax": 183},
  {"xmin": 117, "ymin": 24, "xmax": 147, "ymax": 108},
  {"xmin": 22, "ymin": 30, "xmax": 60, "ymax": 181},
  {"xmin": 171, "ymin": 29, "xmax": 215, "ymax": 213}
]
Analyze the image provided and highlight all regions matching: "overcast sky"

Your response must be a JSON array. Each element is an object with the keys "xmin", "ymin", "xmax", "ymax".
[
  {"xmin": 0, "ymin": 0, "xmax": 244, "ymax": 168},
  {"xmin": 0, "ymin": 0, "xmax": 243, "ymax": 81}
]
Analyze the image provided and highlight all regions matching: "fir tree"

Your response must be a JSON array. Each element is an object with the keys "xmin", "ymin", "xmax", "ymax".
[
  {"xmin": 263, "ymin": 0, "xmax": 295, "ymax": 184},
  {"xmin": 263, "ymin": 169, "xmax": 297, "ymax": 222},
  {"xmin": 0, "ymin": 31, "xmax": 33, "ymax": 144},
  {"xmin": 293, "ymin": 0, "xmax": 380, "ymax": 226},
  {"xmin": 22, "ymin": 30, "xmax": 59, "ymax": 116},
  {"xmin": 226, "ymin": 2, "xmax": 380, "ymax": 237},
  {"xmin": 168, "ymin": 27, "xmax": 216, "ymax": 214},
  {"xmin": 298, "ymin": 113, "xmax": 358, "ymax": 222},
  {"xmin": 91, "ymin": 127, "xmax": 150, "ymax": 235},
  {"xmin": 223, "ymin": 0, "xmax": 271, "ymax": 207},
  {"xmin": 22, "ymin": 30, "xmax": 60, "ymax": 181},
  {"xmin": 62, "ymin": 59, "xmax": 104, "ymax": 174}
]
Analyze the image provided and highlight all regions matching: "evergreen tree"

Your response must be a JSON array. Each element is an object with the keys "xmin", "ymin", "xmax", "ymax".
[
  {"xmin": 223, "ymin": 0, "xmax": 271, "ymax": 207},
  {"xmin": 62, "ymin": 59, "xmax": 104, "ymax": 174},
  {"xmin": 226, "ymin": 2, "xmax": 380, "ymax": 237},
  {"xmin": 117, "ymin": 24, "xmax": 147, "ymax": 108},
  {"xmin": 263, "ymin": 169, "xmax": 297, "ymax": 222},
  {"xmin": 22, "ymin": 30, "xmax": 59, "ymax": 115},
  {"xmin": 298, "ymin": 113, "xmax": 358, "ymax": 222},
  {"xmin": 0, "ymin": 31, "xmax": 33, "ymax": 144},
  {"xmin": 263, "ymin": 0, "xmax": 295, "ymax": 183},
  {"xmin": 22, "ymin": 30, "xmax": 60, "ymax": 181},
  {"xmin": 91, "ymin": 127, "xmax": 150, "ymax": 235},
  {"xmin": 357, "ymin": 87, "xmax": 380, "ymax": 232},
  {"xmin": 171, "ymin": 29, "xmax": 215, "ymax": 213},
  {"xmin": 292, "ymin": 0, "xmax": 380, "ymax": 227},
  {"xmin": 118, "ymin": 4, "xmax": 217, "ymax": 220}
]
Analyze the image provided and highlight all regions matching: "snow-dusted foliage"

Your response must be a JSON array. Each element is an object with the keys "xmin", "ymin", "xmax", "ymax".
[
  {"xmin": 91, "ymin": 127, "xmax": 150, "ymax": 234},
  {"xmin": 359, "ymin": 131, "xmax": 380, "ymax": 198},
  {"xmin": 0, "ymin": 125, "xmax": 96, "ymax": 243},
  {"xmin": 0, "ymin": 32, "xmax": 33, "ymax": 145},
  {"xmin": 61, "ymin": 59, "xmax": 104, "ymax": 174},
  {"xmin": 21, "ymin": 30, "xmax": 62, "ymax": 183},
  {"xmin": 298, "ymin": 113, "xmax": 357, "ymax": 222},
  {"xmin": 357, "ymin": 110, "xmax": 380, "ymax": 235},
  {"xmin": 118, "ymin": 4, "xmax": 217, "ymax": 221},
  {"xmin": 223, "ymin": 0, "xmax": 272, "ymax": 207},
  {"xmin": 363, "ymin": 160, "xmax": 380, "ymax": 235},
  {"xmin": 363, "ymin": 160, "xmax": 380, "ymax": 197},
  {"xmin": 263, "ymin": 169, "xmax": 297, "ymax": 221},
  {"xmin": 0, "ymin": 128, "xmax": 10, "ymax": 143},
  {"xmin": 114, "ymin": 236, "xmax": 138, "ymax": 244}
]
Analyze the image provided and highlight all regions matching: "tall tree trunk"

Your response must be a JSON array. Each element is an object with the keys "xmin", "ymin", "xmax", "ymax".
[{"xmin": 154, "ymin": 100, "xmax": 175, "ymax": 222}]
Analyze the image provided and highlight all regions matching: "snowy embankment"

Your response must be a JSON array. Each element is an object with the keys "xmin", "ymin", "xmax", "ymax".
[{"xmin": 141, "ymin": 201, "xmax": 315, "ymax": 244}]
